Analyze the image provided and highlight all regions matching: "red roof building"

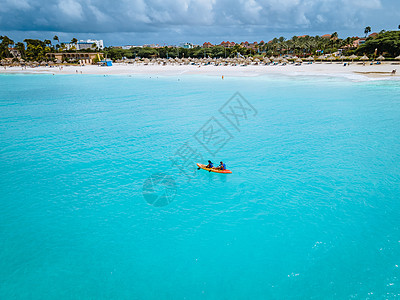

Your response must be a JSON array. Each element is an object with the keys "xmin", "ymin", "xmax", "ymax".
[
  {"xmin": 203, "ymin": 42, "xmax": 213, "ymax": 48},
  {"xmin": 220, "ymin": 41, "xmax": 235, "ymax": 48}
]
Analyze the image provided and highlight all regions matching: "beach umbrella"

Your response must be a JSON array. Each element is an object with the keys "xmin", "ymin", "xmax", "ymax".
[
  {"xmin": 306, "ymin": 56, "xmax": 314, "ymax": 61},
  {"xmin": 295, "ymin": 58, "xmax": 303, "ymax": 63},
  {"xmin": 318, "ymin": 55, "xmax": 325, "ymax": 62},
  {"xmin": 360, "ymin": 55, "xmax": 369, "ymax": 61},
  {"xmin": 282, "ymin": 58, "xmax": 289, "ymax": 63},
  {"xmin": 263, "ymin": 58, "xmax": 271, "ymax": 64},
  {"xmin": 348, "ymin": 55, "xmax": 357, "ymax": 63},
  {"xmin": 269, "ymin": 56, "xmax": 275, "ymax": 61},
  {"xmin": 376, "ymin": 55, "xmax": 385, "ymax": 61},
  {"xmin": 395, "ymin": 55, "xmax": 400, "ymax": 60},
  {"xmin": 348, "ymin": 54, "xmax": 358, "ymax": 62},
  {"xmin": 326, "ymin": 55, "xmax": 335, "ymax": 63}
]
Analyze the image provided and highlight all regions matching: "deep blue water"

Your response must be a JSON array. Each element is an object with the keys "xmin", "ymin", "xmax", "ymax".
[{"xmin": 1, "ymin": 74, "xmax": 400, "ymax": 299}]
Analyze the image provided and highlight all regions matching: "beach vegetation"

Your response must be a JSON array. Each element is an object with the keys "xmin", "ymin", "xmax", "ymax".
[
  {"xmin": 15, "ymin": 42, "xmax": 25, "ymax": 57},
  {"xmin": 2, "ymin": 28, "xmax": 399, "ymax": 63},
  {"xmin": 23, "ymin": 39, "xmax": 47, "ymax": 61},
  {"xmin": 357, "ymin": 30, "xmax": 400, "ymax": 57},
  {"xmin": 0, "ymin": 35, "xmax": 14, "ymax": 58}
]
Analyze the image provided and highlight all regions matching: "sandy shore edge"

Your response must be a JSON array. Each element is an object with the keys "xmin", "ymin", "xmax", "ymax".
[{"xmin": 1, "ymin": 62, "xmax": 399, "ymax": 81}]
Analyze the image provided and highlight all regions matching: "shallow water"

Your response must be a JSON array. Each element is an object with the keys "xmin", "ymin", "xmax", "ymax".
[{"xmin": 1, "ymin": 74, "xmax": 400, "ymax": 299}]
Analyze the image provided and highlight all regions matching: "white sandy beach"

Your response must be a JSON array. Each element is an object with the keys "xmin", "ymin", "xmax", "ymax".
[{"xmin": 1, "ymin": 62, "xmax": 399, "ymax": 81}]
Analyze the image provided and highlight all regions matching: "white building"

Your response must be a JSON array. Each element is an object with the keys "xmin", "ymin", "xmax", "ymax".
[
  {"xmin": 61, "ymin": 39, "xmax": 104, "ymax": 51},
  {"xmin": 181, "ymin": 42, "xmax": 194, "ymax": 49},
  {"xmin": 122, "ymin": 45, "xmax": 143, "ymax": 49},
  {"xmin": 77, "ymin": 39, "xmax": 104, "ymax": 50}
]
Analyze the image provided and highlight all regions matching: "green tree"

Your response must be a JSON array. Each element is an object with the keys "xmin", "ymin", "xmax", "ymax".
[
  {"xmin": 24, "ymin": 39, "xmax": 46, "ymax": 61},
  {"xmin": 15, "ymin": 42, "xmax": 26, "ymax": 58},
  {"xmin": 357, "ymin": 30, "xmax": 400, "ymax": 57},
  {"xmin": 53, "ymin": 35, "xmax": 59, "ymax": 50},
  {"xmin": 0, "ymin": 35, "xmax": 14, "ymax": 58},
  {"xmin": 364, "ymin": 26, "xmax": 371, "ymax": 37}
]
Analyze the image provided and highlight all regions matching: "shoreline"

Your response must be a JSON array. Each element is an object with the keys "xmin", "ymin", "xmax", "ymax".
[{"xmin": 1, "ymin": 62, "xmax": 399, "ymax": 81}]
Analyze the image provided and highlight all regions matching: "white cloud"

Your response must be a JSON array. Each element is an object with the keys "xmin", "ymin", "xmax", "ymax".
[
  {"xmin": 58, "ymin": 0, "xmax": 84, "ymax": 20},
  {"xmin": 242, "ymin": 0, "xmax": 262, "ymax": 19},
  {"xmin": 0, "ymin": 0, "xmax": 395, "ymax": 43},
  {"xmin": 6, "ymin": 0, "xmax": 31, "ymax": 10}
]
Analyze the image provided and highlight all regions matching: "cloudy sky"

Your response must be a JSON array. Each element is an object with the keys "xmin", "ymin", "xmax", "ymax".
[{"xmin": 0, "ymin": 0, "xmax": 399, "ymax": 46}]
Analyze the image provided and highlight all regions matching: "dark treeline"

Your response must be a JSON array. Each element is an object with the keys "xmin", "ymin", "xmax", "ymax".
[
  {"xmin": 104, "ymin": 31, "xmax": 400, "ymax": 60},
  {"xmin": 1, "ymin": 29, "xmax": 400, "ymax": 62}
]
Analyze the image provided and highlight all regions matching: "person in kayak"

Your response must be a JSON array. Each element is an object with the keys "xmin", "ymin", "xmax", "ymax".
[
  {"xmin": 216, "ymin": 161, "xmax": 226, "ymax": 170},
  {"xmin": 206, "ymin": 160, "xmax": 214, "ymax": 168}
]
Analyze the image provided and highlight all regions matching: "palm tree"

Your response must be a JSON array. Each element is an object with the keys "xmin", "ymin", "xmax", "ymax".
[
  {"xmin": 364, "ymin": 26, "xmax": 371, "ymax": 37},
  {"xmin": 70, "ymin": 38, "xmax": 78, "ymax": 54},
  {"xmin": 53, "ymin": 35, "xmax": 59, "ymax": 50}
]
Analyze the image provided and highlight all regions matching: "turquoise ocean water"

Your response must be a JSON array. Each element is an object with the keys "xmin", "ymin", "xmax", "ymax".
[{"xmin": 1, "ymin": 73, "xmax": 400, "ymax": 299}]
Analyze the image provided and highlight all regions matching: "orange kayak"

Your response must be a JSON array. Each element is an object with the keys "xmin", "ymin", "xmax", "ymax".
[{"xmin": 196, "ymin": 163, "xmax": 232, "ymax": 174}]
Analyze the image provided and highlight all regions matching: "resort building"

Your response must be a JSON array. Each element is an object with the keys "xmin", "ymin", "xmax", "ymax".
[
  {"xmin": 239, "ymin": 41, "xmax": 259, "ymax": 50},
  {"xmin": 220, "ymin": 41, "xmax": 236, "ymax": 48},
  {"xmin": 143, "ymin": 44, "xmax": 160, "ymax": 48},
  {"xmin": 203, "ymin": 42, "xmax": 213, "ymax": 48},
  {"xmin": 182, "ymin": 43, "xmax": 194, "ymax": 49},
  {"xmin": 122, "ymin": 45, "xmax": 143, "ymax": 49},
  {"xmin": 46, "ymin": 52, "xmax": 103, "ymax": 64},
  {"xmin": 61, "ymin": 39, "xmax": 104, "ymax": 51},
  {"xmin": 353, "ymin": 38, "xmax": 366, "ymax": 47},
  {"xmin": 77, "ymin": 39, "xmax": 104, "ymax": 50}
]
